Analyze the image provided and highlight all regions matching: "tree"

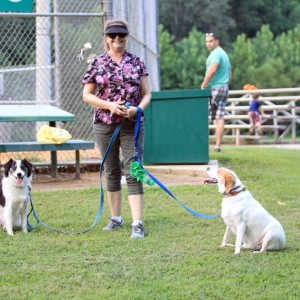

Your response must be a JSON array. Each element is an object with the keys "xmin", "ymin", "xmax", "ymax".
[
  {"xmin": 173, "ymin": 29, "xmax": 207, "ymax": 89},
  {"xmin": 229, "ymin": 34, "xmax": 258, "ymax": 90},
  {"xmin": 230, "ymin": 0, "xmax": 300, "ymax": 38},
  {"xmin": 253, "ymin": 58, "xmax": 292, "ymax": 88},
  {"xmin": 158, "ymin": 25, "xmax": 178, "ymax": 90},
  {"xmin": 224, "ymin": 25, "xmax": 300, "ymax": 89},
  {"xmin": 273, "ymin": 24, "xmax": 300, "ymax": 87},
  {"xmin": 159, "ymin": 0, "xmax": 300, "ymax": 43},
  {"xmin": 159, "ymin": 24, "xmax": 300, "ymax": 90},
  {"xmin": 0, "ymin": 18, "xmax": 35, "ymax": 66},
  {"xmin": 159, "ymin": 0, "xmax": 235, "ymax": 43}
]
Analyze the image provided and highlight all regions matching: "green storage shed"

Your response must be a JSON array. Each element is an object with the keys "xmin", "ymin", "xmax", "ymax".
[{"xmin": 144, "ymin": 89, "xmax": 210, "ymax": 164}]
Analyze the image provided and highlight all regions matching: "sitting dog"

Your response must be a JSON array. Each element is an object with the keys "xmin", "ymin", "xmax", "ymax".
[
  {"xmin": 0, "ymin": 159, "xmax": 33, "ymax": 236},
  {"xmin": 205, "ymin": 167, "xmax": 286, "ymax": 254}
]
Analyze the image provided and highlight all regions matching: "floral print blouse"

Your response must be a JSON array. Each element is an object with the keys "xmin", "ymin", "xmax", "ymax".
[{"xmin": 82, "ymin": 51, "xmax": 149, "ymax": 124}]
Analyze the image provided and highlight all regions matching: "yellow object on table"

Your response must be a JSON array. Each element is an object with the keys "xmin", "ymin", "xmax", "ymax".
[{"xmin": 37, "ymin": 125, "xmax": 72, "ymax": 144}]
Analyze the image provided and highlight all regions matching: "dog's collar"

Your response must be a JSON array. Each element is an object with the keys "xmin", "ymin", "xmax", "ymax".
[{"xmin": 223, "ymin": 185, "xmax": 246, "ymax": 197}]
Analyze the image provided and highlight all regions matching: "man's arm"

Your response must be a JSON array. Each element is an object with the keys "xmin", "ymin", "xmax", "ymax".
[{"xmin": 201, "ymin": 62, "xmax": 218, "ymax": 89}]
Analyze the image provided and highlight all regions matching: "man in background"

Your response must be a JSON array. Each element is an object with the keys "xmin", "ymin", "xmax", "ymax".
[{"xmin": 201, "ymin": 33, "xmax": 231, "ymax": 152}]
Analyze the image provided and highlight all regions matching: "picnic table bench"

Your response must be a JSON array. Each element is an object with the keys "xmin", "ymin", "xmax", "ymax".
[{"xmin": 0, "ymin": 105, "xmax": 95, "ymax": 178}]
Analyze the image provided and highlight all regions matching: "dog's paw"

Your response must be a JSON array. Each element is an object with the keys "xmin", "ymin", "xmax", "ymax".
[
  {"xmin": 253, "ymin": 250, "xmax": 265, "ymax": 254},
  {"xmin": 222, "ymin": 243, "xmax": 235, "ymax": 247}
]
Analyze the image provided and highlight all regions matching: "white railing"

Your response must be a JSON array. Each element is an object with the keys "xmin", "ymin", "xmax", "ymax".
[{"xmin": 209, "ymin": 87, "xmax": 300, "ymax": 144}]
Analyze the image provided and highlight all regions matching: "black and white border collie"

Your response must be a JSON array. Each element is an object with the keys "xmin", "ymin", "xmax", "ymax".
[{"xmin": 0, "ymin": 159, "xmax": 33, "ymax": 236}]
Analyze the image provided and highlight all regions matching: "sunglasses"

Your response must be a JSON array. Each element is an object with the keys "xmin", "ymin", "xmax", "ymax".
[
  {"xmin": 205, "ymin": 32, "xmax": 218, "ymax": 39},
  {"xmin": 107, "ymin": 33, "xmax": 128, "ymax": 39}
]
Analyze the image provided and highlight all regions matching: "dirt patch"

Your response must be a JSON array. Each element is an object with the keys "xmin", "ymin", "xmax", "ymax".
[{"xmin": 32, "ymin": 167, "xmax": 205, "ymax": 192}]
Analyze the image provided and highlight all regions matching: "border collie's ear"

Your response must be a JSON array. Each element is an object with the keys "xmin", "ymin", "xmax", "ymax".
[
  {"xmin": 22, "ymin": 159, "xmax": 33, "ymax": 177},
  {"xmin": 4, "ymin": 159, "xmax": 14, "ymax": 177}
]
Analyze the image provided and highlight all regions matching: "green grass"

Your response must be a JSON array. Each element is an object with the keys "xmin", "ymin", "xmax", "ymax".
[{"xmin": 1, "ymin": 146, "xmax": 300, "ymax": 299}]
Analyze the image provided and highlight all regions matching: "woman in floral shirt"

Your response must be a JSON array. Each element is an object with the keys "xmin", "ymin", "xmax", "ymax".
[{"xmin": 82, "ymin": 19, "xmax": 151, "ymax": 239}]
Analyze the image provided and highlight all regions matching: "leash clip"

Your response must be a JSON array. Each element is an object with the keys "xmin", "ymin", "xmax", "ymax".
[{"xmin": 124, "ymin": 102, "xmax": 131, "ymax": 108}]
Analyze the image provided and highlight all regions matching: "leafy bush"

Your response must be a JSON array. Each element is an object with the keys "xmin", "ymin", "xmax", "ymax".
[{"xmin": 160, "ymin": 24, "xmax": 300, "ymax": 90}]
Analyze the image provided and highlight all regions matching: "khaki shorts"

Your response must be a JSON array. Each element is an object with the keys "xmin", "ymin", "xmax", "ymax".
[{"xmin": 93, "ymin": 121, "xmax": 145, "ymax": 195}]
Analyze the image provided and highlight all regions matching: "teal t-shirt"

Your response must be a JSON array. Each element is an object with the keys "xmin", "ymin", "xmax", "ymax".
[{"xmin": 205, "ymin": 47, "xmax": 231, "ymax": 88}]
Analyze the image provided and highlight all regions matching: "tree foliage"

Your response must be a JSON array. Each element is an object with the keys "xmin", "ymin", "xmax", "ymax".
[
  {"xmin": 230, "ymin": 24, "xmax": 300, "ymax": 89},
  {"xmin": 0, "ymin": 18, "xmax": 35, "ymax": 67},
  {"xmin": 231, "ymin": 0, "xmax": 300, "ymax": 38},
  {"xmin": 159, "ymin": 0, "xmax": 300, "ymax": 42},
  {"xmin": 1, "ymin": 1, "xmax": 300, "ymax": 92},
  {"xmin": 159, "ymin": 0, "xmax": 235, "ymax": 42},
  {"xmin": 158, "ymin": 25, "xmax": 178, "ymax": 90},
  {"xmin": 159, "ymin": 24, "xmax": 300, "ymax": 90},
  {"xmin": 175, "ymin": 29, "xmax": 207, "ymax": 89}
]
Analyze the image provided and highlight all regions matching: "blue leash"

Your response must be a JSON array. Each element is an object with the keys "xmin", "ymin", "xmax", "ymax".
[
  {"xmin": 133, "ymin": 106, "xmax": 219, "ymax": 219},
  {"xmin": 27, "ymin": 102, "xmax": 217, "ymax": 233},
  {"xmin": 27, "ymin": 106, "xmax": 128, "ymax": 234}
]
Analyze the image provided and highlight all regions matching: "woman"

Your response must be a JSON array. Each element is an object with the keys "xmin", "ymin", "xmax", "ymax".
[{"xmin": 82, "ymin": 19, "xmax": 151, "ymax": 239}]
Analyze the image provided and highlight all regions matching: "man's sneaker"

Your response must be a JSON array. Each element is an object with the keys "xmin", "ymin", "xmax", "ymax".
[
  {"xmin": 130, "ymin": 223, "xmax": 145, "ymax": 239},
  {"xmin": 103, "ymin": 218, "xmax": 123, "ymax": 231},
  {"xmin": 214, "ymin": 146, "xmax": 221, "ymax": 152}
]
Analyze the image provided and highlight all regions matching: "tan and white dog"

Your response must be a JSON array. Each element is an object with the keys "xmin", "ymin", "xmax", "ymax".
[{"xmin": 206, "ymin": 167, "xmax": 286, "ymax": 254}]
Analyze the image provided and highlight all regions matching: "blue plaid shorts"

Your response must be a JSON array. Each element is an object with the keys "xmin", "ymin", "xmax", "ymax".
[{"xmin": 210, "ymin": 86, "xmax": 229, "ymax": 119}]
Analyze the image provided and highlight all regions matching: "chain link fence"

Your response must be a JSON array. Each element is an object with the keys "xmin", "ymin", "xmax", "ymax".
[{"xmin": 0, "ymin": 0, "xmax": 159, "ymax": 167}]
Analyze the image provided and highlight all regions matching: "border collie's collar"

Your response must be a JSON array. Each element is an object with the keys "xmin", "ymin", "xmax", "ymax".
[{"xmin": 223, "ymin": 185, "xmax": 246, "ymax": 197}]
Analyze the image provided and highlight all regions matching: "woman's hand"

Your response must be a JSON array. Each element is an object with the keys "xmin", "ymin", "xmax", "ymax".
[
  {"xmin": 109, "ymin": 101, "xmax": 127, "ymax": 116},
  {"xmin": 123, "ymin": 106, "xmax": 138, "ymax": 118}
]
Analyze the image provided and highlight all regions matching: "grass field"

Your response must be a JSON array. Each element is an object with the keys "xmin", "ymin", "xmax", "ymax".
[{"xmin": 1, "ymin": 146, "xmax": 299, "ymax": 299}]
